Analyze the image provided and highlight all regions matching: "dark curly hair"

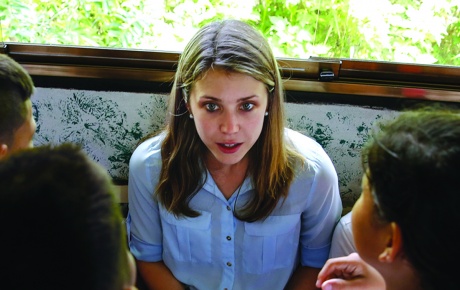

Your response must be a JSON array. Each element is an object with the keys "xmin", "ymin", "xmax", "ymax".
[{"xmin": 362, "ymin": 106, "xmax": 460, "ymax": 290}]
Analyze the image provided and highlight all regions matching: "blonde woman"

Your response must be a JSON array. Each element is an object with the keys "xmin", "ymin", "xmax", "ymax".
[{"xmin": 127, "ymin": 19, "xmax": 342, "ymax": 290}]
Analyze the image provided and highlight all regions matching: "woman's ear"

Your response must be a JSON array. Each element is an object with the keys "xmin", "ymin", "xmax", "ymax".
[{"xmin": 378, "ymin": 222, "xmax": 403, "ymax": 263}]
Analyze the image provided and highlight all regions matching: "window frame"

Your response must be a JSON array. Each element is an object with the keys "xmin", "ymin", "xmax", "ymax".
[{"xmin": 3, "ymin": 43, "xmax": 460, "ymax": 103}]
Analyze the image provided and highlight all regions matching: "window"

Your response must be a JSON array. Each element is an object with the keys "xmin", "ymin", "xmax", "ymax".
[
  {"xmin": 1, "ymin": 0, "xmax": 460, "ymax": 102},
  {"xmin": 2, "ymin": 0, "xmax": 459, "ymax": 65}
]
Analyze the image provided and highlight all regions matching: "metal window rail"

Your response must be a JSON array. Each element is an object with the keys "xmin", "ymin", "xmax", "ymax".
[{"xmin": 3, "ymin": 43, "xmax": 460, "ymax": 103}]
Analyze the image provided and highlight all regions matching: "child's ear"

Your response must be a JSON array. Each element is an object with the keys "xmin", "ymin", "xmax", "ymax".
[
  {"xmin": 0, "ymin": 144, "xmax": 8, "ymax": 160},
  {"xmin": 378, "ymin": 222, "xmax": 403, "ymax": 263}
]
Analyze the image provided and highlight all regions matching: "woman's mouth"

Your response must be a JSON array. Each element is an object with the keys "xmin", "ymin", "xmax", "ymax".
[{"xmin": 217, "ymin": 143, "xmax": 242, "ymax": 153}]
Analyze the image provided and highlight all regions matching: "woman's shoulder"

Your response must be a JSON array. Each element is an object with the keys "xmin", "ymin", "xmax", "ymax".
[
  {"xmin": 284, "ymin": 127, "xmax": 326, "ymax": 155},
  {"xmin": 130, "ymin": 132, "xmax": 166, "ymax": 165},
  {"xmin": 284, "ymin": 127, "xmax": 337, "ymax": 174}
]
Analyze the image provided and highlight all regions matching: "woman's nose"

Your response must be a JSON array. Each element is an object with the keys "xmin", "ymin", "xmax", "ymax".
[{"xmin": 220, "ymin": 111, "xmax": 239, "ymax": 134}]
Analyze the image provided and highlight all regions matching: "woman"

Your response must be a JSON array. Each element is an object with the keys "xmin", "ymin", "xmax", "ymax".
[
  {"xmin": 317, "ymin": 108, "xmax": 460, "ymax": 290},
  {"xmin": 127, "ymin": 19, "xmax": 342, "ymax": 290}
]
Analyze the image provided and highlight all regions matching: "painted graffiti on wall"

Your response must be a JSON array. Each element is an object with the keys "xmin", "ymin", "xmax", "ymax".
[{"xmin": 33, "ymin": 88, "xmax": 399, "ymax": 209}]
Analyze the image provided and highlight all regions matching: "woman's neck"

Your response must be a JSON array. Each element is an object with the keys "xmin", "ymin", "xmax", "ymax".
[{"xmin": 206, "ymin": 154, "xmax": 248, "ymax": 199}]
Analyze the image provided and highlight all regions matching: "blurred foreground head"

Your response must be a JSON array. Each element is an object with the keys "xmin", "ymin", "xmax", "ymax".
[
  {"xmin": 0, "ymin": 143, "xmax": 135, "ymax": 290},
  {"xmin": 354, "ymin": 107, "xmax": 460, "ymax": 290}
]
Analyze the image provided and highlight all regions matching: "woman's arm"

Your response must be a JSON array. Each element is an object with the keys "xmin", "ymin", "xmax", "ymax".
[
  {"xmin": 136, "ymin": 260, "xmax": 185, "ymax": 290},
  {"xmin": 285, "ymin": 265, "xmax": 321, "ymax": 290}
]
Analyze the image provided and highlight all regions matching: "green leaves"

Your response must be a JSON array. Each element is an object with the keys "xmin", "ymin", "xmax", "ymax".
[{"xmin": 1, "ymin": 0, "xmax": 459, "ymax": 65}]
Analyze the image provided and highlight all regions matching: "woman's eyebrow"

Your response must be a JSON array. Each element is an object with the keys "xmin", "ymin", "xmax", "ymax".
[{"xmin": 199, "ymin": 95, "xmax": 259, "ymax": 102}]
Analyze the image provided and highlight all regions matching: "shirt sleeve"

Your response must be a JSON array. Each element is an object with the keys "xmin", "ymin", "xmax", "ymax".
[
  {"xmin": 288, "ymin": 129, "xmax": 343, "ymax": 268},
  {"xmin": 329, "ymin": 211, "xmax": 356, "ymax": 258},
  {"xmin": 126, "ymin": 137, "xmax": 164, "ymax": 262}
]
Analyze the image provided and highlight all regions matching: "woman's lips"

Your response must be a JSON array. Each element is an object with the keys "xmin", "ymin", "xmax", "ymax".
[{"xmin": 217, "ymin": 143, "xmax": 242, "ymax": 154}]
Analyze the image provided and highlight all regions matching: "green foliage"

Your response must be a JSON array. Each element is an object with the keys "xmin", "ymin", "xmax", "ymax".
[
  {"xmin": 432, "ymin": 5, "xmax": 460, "ymax": 66},
  {"xmin": 0, "ymin": 0, "xmax": 459, "ymax": 66},
  {"xmin": 251, "ymin": 0, "xmax": 364, "ymax": 59}
]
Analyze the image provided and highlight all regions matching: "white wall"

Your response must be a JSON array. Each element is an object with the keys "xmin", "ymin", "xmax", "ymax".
[{"xmin": 33, "ymin": 87, "xmax": 399, "ymax": 211}]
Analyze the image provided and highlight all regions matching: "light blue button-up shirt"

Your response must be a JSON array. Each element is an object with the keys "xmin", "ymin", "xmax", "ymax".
[{"xmin": 127, "ymin": 128, "xmax": 342, "ymax": 290}]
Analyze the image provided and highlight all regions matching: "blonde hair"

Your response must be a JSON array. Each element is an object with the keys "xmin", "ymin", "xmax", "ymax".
[{"xmin": 156, "ymin": 19, "xmax": 304, "ymax": 221}]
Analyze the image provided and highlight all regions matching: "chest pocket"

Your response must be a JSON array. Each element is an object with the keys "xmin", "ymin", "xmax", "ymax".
[
  {"xmin": 243, "ymin": 214, "xmax": 301, "ymax": 274},
  {"xmin": 160, "ymin": 207, "xmax": 212, "ymax": 263}
]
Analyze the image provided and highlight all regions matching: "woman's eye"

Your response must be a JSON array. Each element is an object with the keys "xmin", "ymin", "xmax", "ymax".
[
  {"xmin": 241, "ymin": 103, "xmax": 254, "ymax": 111},
  {"xmin": 205, "ymin": 103, "xmax": 219, "ymax": 112}
]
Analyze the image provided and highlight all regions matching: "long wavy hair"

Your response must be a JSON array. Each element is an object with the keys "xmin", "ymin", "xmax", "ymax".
[{"xmin": 156, "ymin": 19, "xmax": 304, "ymax": 222}]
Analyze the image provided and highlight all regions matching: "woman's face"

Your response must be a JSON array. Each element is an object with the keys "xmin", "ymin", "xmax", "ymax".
[
  {"xmin": 188, "ymin": 68, "xmax": 268, "ymax": 168},
  {"xmin": 352, "ymin": 174, "xmax": 392, "ymax": 269}
]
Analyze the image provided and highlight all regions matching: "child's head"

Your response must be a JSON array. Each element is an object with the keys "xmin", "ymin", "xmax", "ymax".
[
  {"xmin": 352, "ymin": 107, "xmax": 460, "ymax": 289},
  {"xmin": 0, "ymin": 54, "xmax": 36, "ymax": 158},
  {"xmin": 0, "ymin": 143, "xmax": 136, "ymax": 290}
]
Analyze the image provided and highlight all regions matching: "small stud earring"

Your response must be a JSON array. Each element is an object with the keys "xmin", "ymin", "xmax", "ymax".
[
  {"xmin": 189, "ymin": 114, "xmax": 194, "ymax": 119},
  {"xmin": 264, "ymin": 112, "xmax": 268, "ymax": 116}
]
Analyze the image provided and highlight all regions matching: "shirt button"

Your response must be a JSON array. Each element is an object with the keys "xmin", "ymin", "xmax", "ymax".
[
  {"xmin": 226, "ymin": 262, "xmax": 232, "ymax": 267},
  {"xmin": 226, "ymin": 205, "xmax": 231, "ymax": 211},
  {"xmin": 226, "ymin": 236, "xmax": 231, "ymax": 241}
]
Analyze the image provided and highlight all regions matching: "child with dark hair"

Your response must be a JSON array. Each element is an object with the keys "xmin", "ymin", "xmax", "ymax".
[
  {"xmin": 317, "ymin": 107, "xmax": 460, "ymax": 290},
  {"xmin": 0, "ymin": 143, "xmax": 137, "ymax": 290},
  {"xmin": 0, "ymin": 54, "xmax": 36, "ymax": 159}
]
